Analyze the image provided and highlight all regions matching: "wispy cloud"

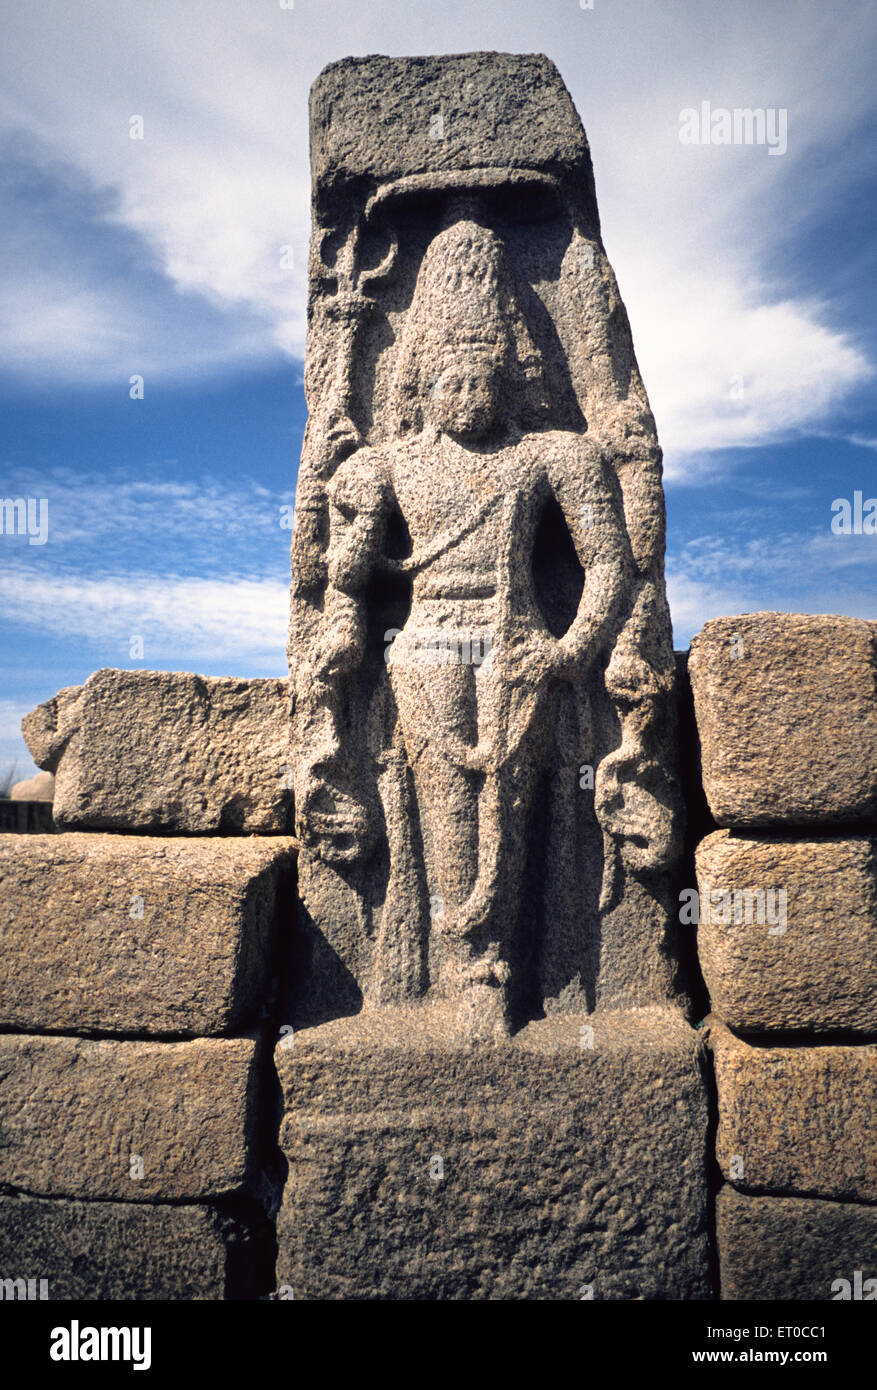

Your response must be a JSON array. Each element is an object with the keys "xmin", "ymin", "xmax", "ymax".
[
  {"xmin": 0, "ymin": 467, "xmax": 292, "ymax": 576},
  {"xmin": 0, "ymin": 0, "xmax": 873, "ymax": 468},
  {"xmin": 667, "ymin": 523, "xmax": 877, "ymax": 644},
  {"xmin": 0, "ymin": 566, "xmax": 288, "ymax": 667},
  {"xmin": 0, "ymin": 134, "xmax": 279, "ymax": 382}
]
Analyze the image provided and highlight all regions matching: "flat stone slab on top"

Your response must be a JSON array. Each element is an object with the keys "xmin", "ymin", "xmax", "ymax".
[
  {"xmin": 22, "ymin": 668, "xmax": 292, "ymax": 834},
  {"xmin": 310, "ymin": 52, "xmax": 590, "ymax": 195},
  {"xmin": 276, "ymin": 1006, "xmax": 711, "ymax": 1300}
]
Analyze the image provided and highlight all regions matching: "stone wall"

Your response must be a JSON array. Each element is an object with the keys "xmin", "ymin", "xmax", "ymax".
[
  {"xmin": 0, "ymin": 672, "xmax": 296, "ymax": 1300},
  {"xmin": 0, "ymin": 622, "xmax": 874, "ymax": 1300},
  {"xmin": 685, "ymin": 614, "xmax": 877, "ymax": 1301}
]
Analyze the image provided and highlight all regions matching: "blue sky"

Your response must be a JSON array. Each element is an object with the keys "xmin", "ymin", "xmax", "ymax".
[{"xmin": 1, "ymin": 0, "xmax": 875, "ymax": 777}]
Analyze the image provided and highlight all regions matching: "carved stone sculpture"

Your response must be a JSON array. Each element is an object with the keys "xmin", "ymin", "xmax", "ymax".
[
  {"xmin": 279, "ymin": 54, "xmax": 711, "ymax": 1301},
  {"xmin": 288, "ymin": 53, "xmax": 683, "ymax": 1034}
]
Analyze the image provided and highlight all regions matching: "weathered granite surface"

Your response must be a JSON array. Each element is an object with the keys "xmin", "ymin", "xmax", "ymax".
[
  {"xmin": 23, "ymin": 669, "xmax": 292, "ymax": 834},
  {"xmin": 709, "ymin": 1019, "xmax": 877, "ymax": 1203},
  {"xmin": 0, "ymin": 833, "xmax": 296, "ymax": 1036},
  {"xmin": 717, "ymin": 1186, "xmax": 877, "ymax": 1301},
  {"xmin": 688, "ymin": 613, "xmax": 877, "ymax": 828},
  {"xmin": 276, "ymin": 1007, "xmax": 711, "ymax": 1299},
  {"xmin": 310, "ymin": 53, "xmax": 593, "ymax": 193},
  {"xmin": 0, "ymin": 1194, "xmax": 274, "ymax": 1300},
  {"xmin": 696, "ymin": 830, "xmax": 877, "ymax": 1034},
  {"xmin": 289, "ymin": 52, "xmax": 684, "ymax": 1036},
  {"xmin": 0, "ymin": 1034, "xmax": 265, "ymax": 1202}
]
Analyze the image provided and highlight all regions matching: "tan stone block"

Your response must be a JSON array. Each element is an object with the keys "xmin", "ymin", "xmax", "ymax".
[
  {"xmin": 0, "ymin": 1194, "xmax": 274, "ymax": 1300},
  {"xmin": 23, "ymin": 669, "xmax": 292, "ymax": 833},
  {"xmin": 0, "ymin": 833, "xmax": 296, "ymax": 1035},
  {"xmin": 276, "ymin": 1006, "xmax": 711, "ymax": 1300},
  {"xmin": 0, "ymin": 1034, "xmax": 263, "ymax": 1201},
  {"xmin": 709, "ymin": 1019, "xmax": 877, "ymax": 1202},
  {"xmin": 717, "ymin": 1186, "xmax": 877, "ymax": 1301},
  {"xmin": 688, "ymin": 614, "xmax": 877, "ymax": 828},
  {"xmin": 10, "ymin": 771, "xmax": 54, "ymax": 802},
  {"xmin": 695, "ymin": 831, "xmax": 877, "ymax": 1033}
]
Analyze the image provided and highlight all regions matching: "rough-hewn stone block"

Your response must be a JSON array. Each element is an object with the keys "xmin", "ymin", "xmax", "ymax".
[
  {"xmin": 0, "ymin": 1194, "xmax": 274, "ymax": 1300},
  {"xmin": 717, "ymin": 1186, "xmax": 877, "ymax": 1301},
  {"xmin": 0, "ymin": 833, "xmax": 296, "ymax": 1036},
  {"xmin": 276, "ymin": 1007, "xmax": 711, "ymax": 1300},
  {"xmin": 23, "ymin": 669, "xmax": 292, "ymax": 833},
  {"xmin": 709, "ymin": 1019, "xmax": 877, "ymax": 1202},
  {"xmin": 688, "ymin": 614, "xmax": 877, "ymax": 828},
  {"xmin": 695, "ymin": 831, "xmax": 877, "ymax": 1034},
  {"xmin": 0, "ymin": 1034, "xmax": 264, "ymax": 1202},
  {"xmin": 310, "ymin": 53, "xmax": 588, "ymax": 195}
]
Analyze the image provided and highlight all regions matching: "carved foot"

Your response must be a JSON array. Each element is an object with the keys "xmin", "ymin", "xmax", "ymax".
[{"xmin": 458, "ymin": 983, "xmax": 511, "ymax": 1040}]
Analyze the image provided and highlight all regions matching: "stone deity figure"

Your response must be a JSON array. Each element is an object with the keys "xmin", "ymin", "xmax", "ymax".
[{"xmin": 294, "ymin": 213, "xmax": 638, "ymax": 1034}]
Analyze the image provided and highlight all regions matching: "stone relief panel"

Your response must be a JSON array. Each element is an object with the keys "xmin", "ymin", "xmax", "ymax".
[{"xmin": 288, "ymin": 55, "xmax": 682, "ymax": 1033}]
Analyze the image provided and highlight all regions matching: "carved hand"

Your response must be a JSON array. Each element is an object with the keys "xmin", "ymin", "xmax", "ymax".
[{"xmin": 498, "ymin": 619, "xmax": 566, "ymax": 686}]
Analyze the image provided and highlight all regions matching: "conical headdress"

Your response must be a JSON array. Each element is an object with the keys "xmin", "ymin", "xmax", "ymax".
[{"xmin": 393, "ymin": 219, "xmax": 547, "ymax": 431}]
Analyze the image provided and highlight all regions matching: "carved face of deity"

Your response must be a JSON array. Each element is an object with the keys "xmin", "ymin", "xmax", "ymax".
[{"xmin": 428, "ymin": 346, "xmax": 504, "ymax": 441}]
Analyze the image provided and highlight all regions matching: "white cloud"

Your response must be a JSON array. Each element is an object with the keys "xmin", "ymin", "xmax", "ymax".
[
  {"xmin": 0, "ymin": 468, "xmax": 290, "ymax": 559},
  {"xmin": 0, "ymin": 134, "xmax": 278, "ymax": 381},
  {"xmin": 667, "ymin": 524, "xmax": 877, "ymax": 644},
  {"xmin": 0, "ymin": 0, "xmax": 874, "ymax": 456},
  {"xmin": 0, "ymin": 267, "xmax": 273, "ymax": 382},
  {"xmin": 0, "ymin": 568, "xmax": 288, "ymax": 667},
  {"xmin": 627, "ymin": 277, "xmax": 872, "ymax": 471}
]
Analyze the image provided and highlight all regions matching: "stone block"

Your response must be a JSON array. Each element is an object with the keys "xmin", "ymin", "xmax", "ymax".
[
  {"xmin": 0, "ymin": 833, "xmax": 296, "ymax": 1035},
  {"xmin": 310, "ymin": 52, "xmax": 589, "ymax": 198},
  {"xmin": 0, "ymin": 1194, "xmax": 274, "ymax": 1300},
  {"xmin": 688, "ymin": 614, "xmax": 877, "ymax": 828},
  {"xmin": 717, "ymin": 1186, "xmax": 877, "ymax": 1301},
  {"xmin": 695, "ymin": 831, "xmax": 877, "ymax": 1034},
  {"xmin": 709, "ymin": 1019, "xmax": 877, "ymax": 1202},
  {"xmin": 0, "ymin": 1034, "xmax": 264, "ymax": 1202},
  {"xmin": 23, "ymin": 669, "xmax": 292, "ymax": 833},
  {"xmin": 276, "ymin": 1006, "xmax": 711, "ymax": 1300}
]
